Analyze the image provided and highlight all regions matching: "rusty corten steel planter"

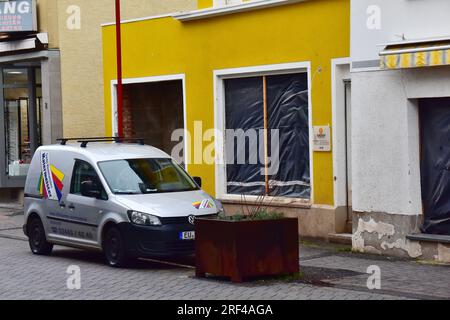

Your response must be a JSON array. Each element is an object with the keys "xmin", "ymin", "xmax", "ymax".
[{"xmin": 195, "ymin": 218, "xmax": 299, "ymax": 283}]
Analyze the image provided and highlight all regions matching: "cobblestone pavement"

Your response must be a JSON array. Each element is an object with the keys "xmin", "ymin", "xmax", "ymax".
[{"xmin": 0, "ymin": 210, "xmax": 449, "ymax": 300}]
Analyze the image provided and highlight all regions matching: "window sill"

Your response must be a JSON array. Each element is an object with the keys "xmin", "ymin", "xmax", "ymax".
[
  {"xmin": 406, "ymin": 233, "xmax": 450, "ymax": 244},
  {"xmin": 0, "ymin": 175, "xmax": 26, "ymax": 188},
  {"xmin": 173, "ymin": 0, "xmax": 308, "ymax": 22},
  {"xmin": 219, "ymin": 194, "xmax": 311, "ymax": 209}
]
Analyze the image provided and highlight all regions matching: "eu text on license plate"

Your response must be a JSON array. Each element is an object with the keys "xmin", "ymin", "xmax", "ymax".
[{"xmin": 180, "ymin": 231, "xmax": 195, "ymax": 240}]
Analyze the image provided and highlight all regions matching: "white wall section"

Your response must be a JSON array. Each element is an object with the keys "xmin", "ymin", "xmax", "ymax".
[{"xmin": 351, "ymin": 0, "xmax": 450, "ymax": 69}]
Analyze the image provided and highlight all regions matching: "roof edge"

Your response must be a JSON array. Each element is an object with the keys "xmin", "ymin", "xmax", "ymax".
[
  {"xmin": 173, "ymin": 0, "xmax": 308, "ymax": 22},
  {"xmin": 101, "ymin": 0, "xmax": 309, "ymax": 27}
]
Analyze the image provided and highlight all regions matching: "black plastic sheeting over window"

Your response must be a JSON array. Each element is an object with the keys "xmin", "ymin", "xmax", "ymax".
[
  {"xmin": 224, "ymin": 73, "xmax": 310, "ymax": 198},
  {"xmin": 267, "ymin": 73, "xmax": 310, "ymax": 198},
  {"xmin": 225, "ymin": 77, "xmax": 265, "ymax": 196},
  {"xmin": 420, "ymin": 98, "xmax": 450, "ymax": 235}
]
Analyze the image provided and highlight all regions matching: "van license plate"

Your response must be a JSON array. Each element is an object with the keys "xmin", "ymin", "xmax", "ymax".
[{"xmin": 180, "ymin": 231, "xmax": 195, "ymax": 240}]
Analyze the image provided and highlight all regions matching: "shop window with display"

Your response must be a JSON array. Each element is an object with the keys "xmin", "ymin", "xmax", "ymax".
[{"xmin": 2, "ymin": 66, "xmax": 42, "ymax": 179}]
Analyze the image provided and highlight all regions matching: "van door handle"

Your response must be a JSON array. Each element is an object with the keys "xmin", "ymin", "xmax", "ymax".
[
  {"xmin": 68, "ymin": 204, "xmax": 76, "ymax": 210},
  {"xmin": 59, "ymin": 202, "xmax": 66, "ymax": 208}
]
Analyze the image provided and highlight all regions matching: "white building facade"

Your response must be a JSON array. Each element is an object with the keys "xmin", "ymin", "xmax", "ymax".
[{"xmin": 351, "ymin": 0, "xmax": 450, "ymax": 262}]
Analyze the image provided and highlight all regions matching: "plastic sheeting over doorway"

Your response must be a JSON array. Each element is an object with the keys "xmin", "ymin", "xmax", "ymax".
[
  {"xmin": 420, "ymin": 98, "xmax": 450, "ymax": 235},
  {"xmin": 224, "ymin": 73, "xmax": 310, "ymax": 199}
]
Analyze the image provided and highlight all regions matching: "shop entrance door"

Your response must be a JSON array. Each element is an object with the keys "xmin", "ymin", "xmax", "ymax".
[{"xmin": 420, "ymin": 98, "xmax": 450, "ymax": 235}]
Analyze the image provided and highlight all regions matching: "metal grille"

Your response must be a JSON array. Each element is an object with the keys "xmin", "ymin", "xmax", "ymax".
[{"xmin": 160, "ymin": 213, "xmax": 218, "ymax": 225}]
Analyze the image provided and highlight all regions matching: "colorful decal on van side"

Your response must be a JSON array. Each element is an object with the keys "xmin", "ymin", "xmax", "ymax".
[
  {"xmin": 192, "ymin": 199, "xmax": 214, "ymax": 210},
  {"xmin": 38, "ymin": 152, "xmax": 65, "ymax": 202}
]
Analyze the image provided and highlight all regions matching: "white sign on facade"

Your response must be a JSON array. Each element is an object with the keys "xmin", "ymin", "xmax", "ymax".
[
  {"xmin": 0, "ymin": 0, "xmax": 37, "ymax": 32},
  {"xmin": 313, "ymin": 126, "xmax": 331, "ymax": 152}
]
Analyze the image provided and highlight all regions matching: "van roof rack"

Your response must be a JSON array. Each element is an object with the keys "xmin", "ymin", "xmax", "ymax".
[{"xmin": 57, "ymin": 137, "xmax": 145, "ymax": 148}]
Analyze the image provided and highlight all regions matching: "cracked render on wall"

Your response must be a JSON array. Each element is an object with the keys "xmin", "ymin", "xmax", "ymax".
[{"xmin": 352, "ymin": 211, "xmax": 450, "ymax": 263}]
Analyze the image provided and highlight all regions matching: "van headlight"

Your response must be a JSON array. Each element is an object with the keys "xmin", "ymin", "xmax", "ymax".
[{"xmin": 127, "ymin": 210, "xmax": 162, "ymax": 226}]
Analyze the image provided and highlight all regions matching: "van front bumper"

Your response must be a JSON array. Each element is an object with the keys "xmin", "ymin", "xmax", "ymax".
[{"xmin": 118, "ymin": 222, "xmax": 195, "ymax": 258}]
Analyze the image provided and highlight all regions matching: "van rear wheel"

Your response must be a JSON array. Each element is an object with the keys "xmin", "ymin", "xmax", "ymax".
[
  {"xmin": 103, "ymin": 226, "xmax": 128, "ymax": 267},
  {"xmin": 28, "ymin": 217, "xmax": 53, "ymax": 255}
]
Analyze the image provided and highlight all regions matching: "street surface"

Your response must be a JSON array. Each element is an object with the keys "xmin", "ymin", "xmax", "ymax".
[{"xmin": 0, "ymin": 207, "xmax": 449, "ymax": 300}]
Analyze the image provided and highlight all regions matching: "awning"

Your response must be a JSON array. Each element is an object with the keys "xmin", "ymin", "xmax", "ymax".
[{"xmin": 380, "ymin": 40, "xmax": 450, "ymax": 70}]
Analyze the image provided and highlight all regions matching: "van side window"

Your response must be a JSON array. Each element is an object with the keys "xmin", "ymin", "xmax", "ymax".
[{"xmin": 70, "ymin": 160, "xmax": 107, "ymax": 200}]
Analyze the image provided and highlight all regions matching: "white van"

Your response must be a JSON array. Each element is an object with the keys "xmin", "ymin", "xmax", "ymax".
[{"xmin": 23, "ymin": 138, "xmax": 222, "ymax": 267}]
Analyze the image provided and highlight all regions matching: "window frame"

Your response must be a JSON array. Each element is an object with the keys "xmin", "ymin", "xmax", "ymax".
[
  {"xmin": 70, "ymin": 159, "xmax": 108, "ymax": 200},
  {"xmin": 0, "ymin": 65, "xmax": 41, "ymax": 186},
  {"xmin": 213, "ymin": 61, "xmax": 313, "ymax": 206},
  {"xmin": 97, "ymin": 158, "xmax": 200, "ymax": 195}
]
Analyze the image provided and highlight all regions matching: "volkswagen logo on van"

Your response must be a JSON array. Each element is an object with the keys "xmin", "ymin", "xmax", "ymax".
[{"xmin": 188, "ymin": 215, "xmax": 196, "ymax": 225}]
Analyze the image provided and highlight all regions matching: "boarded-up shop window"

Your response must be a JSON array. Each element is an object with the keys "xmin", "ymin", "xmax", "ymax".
[{"xmin": 224, "ymin": 73, "xmax": 310, "ymax": 199}]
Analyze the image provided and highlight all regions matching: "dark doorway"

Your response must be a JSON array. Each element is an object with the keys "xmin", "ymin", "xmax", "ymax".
[
  {"xmin": 420, "ymin": 98, "xmax": 450, "ymax": 235},
  {"xmin": 122, "ymin": 80, "xmax": 184, "ymax": 163}
]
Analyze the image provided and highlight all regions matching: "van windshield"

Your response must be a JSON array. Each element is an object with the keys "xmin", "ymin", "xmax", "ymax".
[{"xmin": 98, "ymin": 158, "xmax": 199, "ymax": 195}]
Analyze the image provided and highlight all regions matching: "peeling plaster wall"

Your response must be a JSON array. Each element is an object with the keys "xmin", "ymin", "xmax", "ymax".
[
  {"xmin": 353, "ymin": 212, "xmax": 450, "ymax": 263},
  {"xmin": 351, "ymin": 66, "xmax": 450, "ymax": 263},
  {"xmin": 352, "ymin": 211, "xmax": 422, "ymax": 258}
]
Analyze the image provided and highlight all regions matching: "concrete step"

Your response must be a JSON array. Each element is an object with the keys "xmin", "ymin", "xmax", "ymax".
[{"xmin": 328, "ymin": 233, "xmax": 352, "ymax": 245}]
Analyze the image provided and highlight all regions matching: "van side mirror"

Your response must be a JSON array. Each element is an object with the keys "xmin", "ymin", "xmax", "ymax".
[
  {"xmin": 81, "ymin": 180, "xmax": 102, "ymax": 199},
  {"xmin": 193, "ymin": 176, "xmax": 202, "ymax": 188}
]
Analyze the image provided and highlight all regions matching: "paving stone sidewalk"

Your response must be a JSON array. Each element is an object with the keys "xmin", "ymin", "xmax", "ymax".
[
  {"xmin": 0, "ymin": 209, "xmax": 448, "ymax": 300},
  {"xmin": 0, "ymin": 206, "xmax": 24, "ymax": 237}
]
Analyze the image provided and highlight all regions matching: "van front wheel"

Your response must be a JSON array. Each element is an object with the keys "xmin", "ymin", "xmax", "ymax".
[
  {"xmin": 28, "ymin": 217, "xmax": 53, "ymax": 255},
  {"xmin": 103, "ymin": 226, "xmax": 128, "ymax": 267}
]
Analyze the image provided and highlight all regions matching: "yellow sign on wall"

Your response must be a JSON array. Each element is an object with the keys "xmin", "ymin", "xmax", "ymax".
[{"xmin": 313, "ymin": 126, "xmax": 331, "ymax": 152}]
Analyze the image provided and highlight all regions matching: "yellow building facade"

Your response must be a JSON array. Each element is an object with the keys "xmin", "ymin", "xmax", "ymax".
[{"xmin": 102, "ymin": 0, "xmax": 351, "ymax": 238}]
